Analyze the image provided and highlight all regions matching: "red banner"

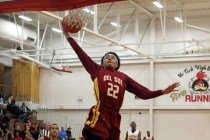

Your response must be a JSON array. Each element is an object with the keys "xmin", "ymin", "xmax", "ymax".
[{"xmin": 0, "ymin": 0, "xmax": 124, "ymax": 13}]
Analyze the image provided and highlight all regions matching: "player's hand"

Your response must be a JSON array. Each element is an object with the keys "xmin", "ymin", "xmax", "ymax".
[
  {"xmin": 162, "ymin": 82, "xmax": 180, "ymax": 94},
  {"xmin": 62, "ymin": 28, "xmax": 69, "ymax": 38},
  {"xmin": 62, "ymin": 18, "xmax": 69, "ymax": 38}
]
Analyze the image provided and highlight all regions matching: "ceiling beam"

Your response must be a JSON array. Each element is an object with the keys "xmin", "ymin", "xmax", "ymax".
[
  {"xmin": 167, "ymin": 18, "xmax": 210, "ymax": 34},
  {"xmin": 36, "ymin": 11, "xmax": 149, "ymax": 57},
  {"xmin": 120, "ymin": 8, "xmax": 137, "ymax": 40},
  {"xmin": 128, "ymin": 0, "xmax": 154, "ymax": 18},
  {"xmin": 97, "ymin": 2, "xmax": 113, "ymax": 30},
  {"xmin": 186, "ymin": 24, "xmax": 210, "ymax": 34}
]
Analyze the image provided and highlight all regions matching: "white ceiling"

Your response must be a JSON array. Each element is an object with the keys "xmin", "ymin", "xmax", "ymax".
[{"xmin": 0, "ymin": 0, "xmax": 210, "ymax": 67}]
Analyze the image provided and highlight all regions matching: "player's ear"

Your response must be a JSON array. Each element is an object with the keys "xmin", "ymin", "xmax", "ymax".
[
  {"xmin": 115, "ymin": 63, "xmax": 118, "ymax": 68},
  {"xmin": 101, "ymin": 55, "xmax": 105, "ymax": 67},
  {"xmin": 101, "ymin": 59, "xmax": 105, "ymax": 67}
]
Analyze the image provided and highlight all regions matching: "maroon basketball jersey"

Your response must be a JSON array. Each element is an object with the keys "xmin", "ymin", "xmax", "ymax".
[{"xmin": 95, "ymin": 69, "xmax": 126, "ymax": 110}]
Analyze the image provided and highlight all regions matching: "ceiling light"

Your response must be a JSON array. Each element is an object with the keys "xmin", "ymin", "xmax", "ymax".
[
  {"xmin": 83, "ymin": 8, "xmax": 94, "ymax": 14},
  {"xmin": 174, "ymin": 17, "xmax": 183, "ymax": 23},
  {"xmin": 153, "ymin": 1, "xmax": 163, "ymax": 8},
  {"xmin": 18, "ymin": 15, "xmax": 32, "ymax": 21},
  {"xmin": 52, "ymin": 28, "xmax": 63, "ymax": 33},
  {"xmin": 110, "ymin": 22, "xmax": 121, "ymax": 28}
]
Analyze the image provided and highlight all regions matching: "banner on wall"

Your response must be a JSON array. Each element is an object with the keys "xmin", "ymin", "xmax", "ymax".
[{"xmin": 170, "ymin": 64, "xmax": 210, "ymax": 102}]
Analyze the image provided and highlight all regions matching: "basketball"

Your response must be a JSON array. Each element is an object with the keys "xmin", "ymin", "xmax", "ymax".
[{"xmin": 62, "ymin": 15, "xmax": 83, "ymax": 33}]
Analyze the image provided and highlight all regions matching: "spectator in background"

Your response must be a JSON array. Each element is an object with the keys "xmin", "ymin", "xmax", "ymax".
[
  {"xmin": 39, "ymin": 122, "xmax": 51, "ymax": 138},
  {"xmin": 7, "ymin": 100, "xmax": 23, "ymax": 118},
  {"xmin": 23, "ymin": 132, "xmax": 33, "ymax": 140},
  {"xmin": 22, "ymin": 124, "xmax": 32, "ymax": 140},
  {"xmin": 66, "ymin": 127, "xmax": 75, "ymax": 140},
  {"xmin": 30, "ymin": 122, "xmax": 39, "ymax": 140},
  {"xmin": 8, "ymin": 121, "xmax": 15, "ymax": 134},
  {"xmin": 59, "ymin": 126, "xmax": 67, "ymax": 140},
  {"xmin": 0, "ymin": 102, "xmax": 8, "ymax": 131},
  {"xmin": 0, "ymin": 102, "xmax": 6, "ymax": 117},
  {"xmin": 24, "ymin": 119, "xmax": 32, "ymax": 127},
  {"xmin": 14, "ymin": 124, "xmax": 22, "ymax": 138},
  {"xmin": 143, "ymin": 131, "xmax": 154, "ymax": 140},
  {"xmin": 8, "ymin": 95, "xmax": 13, "ymax": 104},
  {"xmin": 125, "ymin": 121, "xmax": 141, "ymax": 140},
  {"xmin": 0, "ymin": 95, "xmax": 3, "ymax": 104},
  {"xmin": 14, "ymin": 131, "xmax": 22, "ymax": 140},
  {"xmin": 7, "ymin": 132, "xmax": 15, "ymax": 140},
  {"xmin": 19, "ymin": 102, "xmax": 31, "ymax": 121},
  {"xmin": 0, "ymin": 128, "xmax": 3, "ymax": 140}
]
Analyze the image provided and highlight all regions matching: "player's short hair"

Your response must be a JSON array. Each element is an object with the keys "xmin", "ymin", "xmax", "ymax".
[
  {"xmin": 101, "ymin": 52, "xmax": 120, "ymax": 70},
  {"xmin": 130, "ymin": 121, "xmax": 136, "ymax": 126}
]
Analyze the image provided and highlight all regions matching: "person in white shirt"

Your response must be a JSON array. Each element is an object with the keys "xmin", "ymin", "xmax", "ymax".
[
  {"xmin": 39, "ymin": 122, "xmax": 51, "ymax": 138},
  {"xmin": 19, "ymin": 102, "xmax": 32, "ymax": 120},
  {"xmin": 39, "ymin": 124, "xmax": 59, "ymax": 140},
  {"xmin": 125, "ymin": 121, "xmax": 141, "ymax": 140},
  {"xmin": 143, "ymin": 131, "xmax": 154, "ymax": 140}
]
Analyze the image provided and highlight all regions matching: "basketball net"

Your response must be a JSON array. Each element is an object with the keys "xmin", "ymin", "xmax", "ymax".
[{"xmin": 65, "ymin": 6, "xmax": 92, "ymax": 29}]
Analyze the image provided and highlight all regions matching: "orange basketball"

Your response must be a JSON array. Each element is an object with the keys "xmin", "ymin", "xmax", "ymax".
[{"xmin": 62, "ymin": 15, "xmax": 83, "ymax": 33}]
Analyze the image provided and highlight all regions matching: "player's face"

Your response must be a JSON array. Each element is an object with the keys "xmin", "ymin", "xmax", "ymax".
[
  {"xmin": 102, "ymin": 54, "xmax": 118, "ymax": 70},
  {"xmin": 130, "ymin": 122, "xmax": 136, "ymax": 128}
]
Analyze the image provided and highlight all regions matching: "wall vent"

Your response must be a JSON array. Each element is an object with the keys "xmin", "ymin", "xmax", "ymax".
[{"xmin": 27, "ymin": 37, "xmax": 35, "ymax": 42}]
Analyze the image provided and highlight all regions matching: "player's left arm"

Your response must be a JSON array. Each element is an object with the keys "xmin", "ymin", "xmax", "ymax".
[
  {"xmin": 63, "ymin": 31, "xmax": 100, "ymax": 76},
  {"xmin": 125, "ymin": 74, "xmax": 180, "ymax": 99}
]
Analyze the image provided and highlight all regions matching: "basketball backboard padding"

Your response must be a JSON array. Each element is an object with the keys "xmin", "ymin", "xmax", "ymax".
[{"xmin": 0, "ymin": 0, "xmax": 124, "ymax": 13}]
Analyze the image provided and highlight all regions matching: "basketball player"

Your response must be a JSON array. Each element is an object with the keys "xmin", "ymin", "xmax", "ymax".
[
  {"xmin": 63, "ymin": 26, "xmax": 180, "ymax": 140},
  {"xmin": 143, "ymin": 131, "xmax": 154, "ymax": 140},
  {"xmin": 125, "ymin": 121, "xmax": 141, "ymax": 140}
]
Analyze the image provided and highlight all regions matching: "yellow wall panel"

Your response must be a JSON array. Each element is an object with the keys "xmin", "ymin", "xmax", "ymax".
[
  {"xmin": 12, "ymin": 60, "xmax": 40, "ymax": 102},
  {"xmin": 31, "ymin": 64, "xmax": 40, "ymax": 102}
]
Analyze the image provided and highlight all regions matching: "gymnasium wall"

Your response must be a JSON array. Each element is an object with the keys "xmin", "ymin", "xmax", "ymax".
[
  {"xmin": 40, "ymin": 61, "xmax": 210, "ymax": 109},
  {"xmin": 154, "ymin": 110, "xmax": 210, "ymax": 140},
  {"xmin": 39, "ymin": 61, "xmax": 210, "ymax": 140}
]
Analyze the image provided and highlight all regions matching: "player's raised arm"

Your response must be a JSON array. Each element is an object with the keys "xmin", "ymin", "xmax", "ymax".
[{"xmin": 62, "ymin": 21, "xmax": 100, "ymax": 76}]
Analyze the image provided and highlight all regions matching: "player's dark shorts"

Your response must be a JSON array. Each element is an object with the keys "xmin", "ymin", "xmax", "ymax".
[{"xmin": 82, "ymin": 105, "xmax": 121, "ymax": 140}]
